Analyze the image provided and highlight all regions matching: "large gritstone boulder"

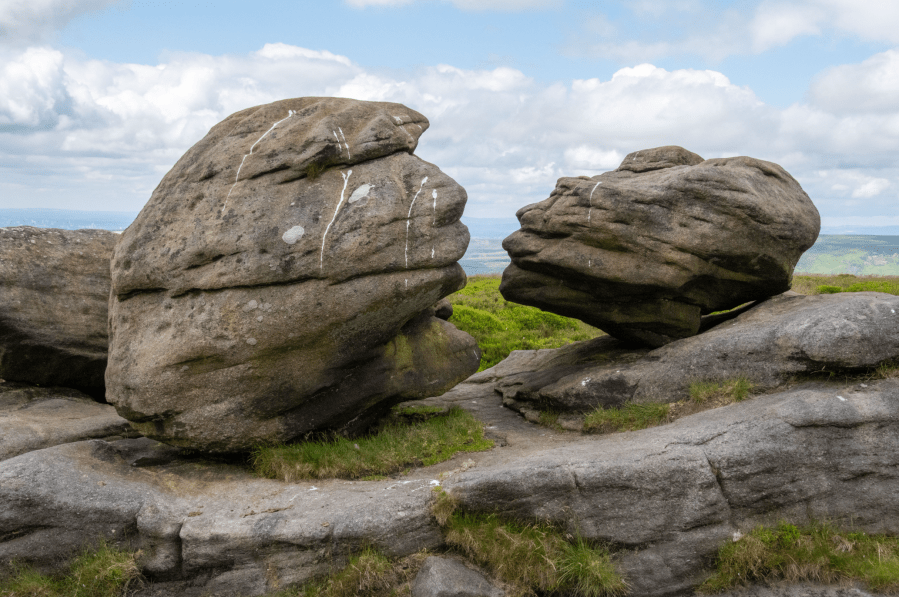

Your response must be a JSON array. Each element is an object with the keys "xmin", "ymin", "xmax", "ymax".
[
  {"xmin": 0, "ymin": 226, "xmax": 117, "ymax": 398},
  {"xmin": 500, "ymin": 146, "xmax": 820, "ymax": 347},
  {"xmin": 106, "ymin": 97, "xmax": 480, "ymax": 452}
]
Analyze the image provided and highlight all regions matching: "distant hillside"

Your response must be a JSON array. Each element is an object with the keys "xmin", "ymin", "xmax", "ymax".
[
  {"xmin": 461, "ymin": 216, "xmax": 518, "ymax": 240},
  {"xmin": 796, "ymin": 234, "xmax": 899, "ymax": 275},
  {"xmin": 0, "ymin": 208, "xmax": 138, "ymax": 231}
]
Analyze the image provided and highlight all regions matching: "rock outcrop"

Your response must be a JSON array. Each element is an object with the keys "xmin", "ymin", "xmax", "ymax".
[
  {"xmin": 0, "ymin": 439, "xmax": 443, "ymax": 595},
  {"xmin": 106, "ymin": 97, "xmax": 480, "ymax": 452},
  {"xmin": 2, "ymin": 377, "xmax": 896, "ymax": 596},
  {"xmin": 500, "ymin": 146, "xmax": 820, "ymax": 347},
  {"xmin": 412, "ymin": 556, "xmax": 505, "ymax": 597},
  {"xmin": 444, "ymin": 378, "xmax": 899, "ymax": 597},
  {"xmin": 0, "ymin": 381, "xmax": 134, "ymax": 462},
  {"xmin": 488, "ymin": 291, "xmax": 899, "ymax": 413},
  {"xmin": 0, "ymin": 226, "xmax": 117, "ymax": 398}
]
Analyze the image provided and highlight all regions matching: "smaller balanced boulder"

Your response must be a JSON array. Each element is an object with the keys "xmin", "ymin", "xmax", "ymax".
[
  {"xmin": 500, "ymin": 146, "xmax": 820, "ymax": 346},
  {"xmin": 0, "ymin": 227, "xmax": 117, "ymax": 398}
]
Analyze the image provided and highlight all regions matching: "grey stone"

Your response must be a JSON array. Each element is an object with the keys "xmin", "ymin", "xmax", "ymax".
[
  {"xmin": 500, "ymin": 146, "xmax": 820, "ymax": 347},
  {"xmin": 0, "ymin": 226, "xmax": 117, "ymax": 398},
  {"xmin": 495, "ymin": 291, "xmax": 899, "ymax": 413},
  {"xmin": 106, "ymin": 97, "xmax": 480, "ymax": 452},
  {"xmin": 0, "ymin": 381, "xmax": 133, "ymax": 462},
  {"xmin": 0, "ymin": 439, "xmax": 443, "ymax": 595},
  {"xmin": 412, "ymin": 556, "xmax": 504, "ymax": 597},
  {"xmin": 2, "ymin": 378, "xmax": 896, "ymax": 596},
  {"xmin": 444, "ymin": 379, "xmax": 899, "ymax": 596}
]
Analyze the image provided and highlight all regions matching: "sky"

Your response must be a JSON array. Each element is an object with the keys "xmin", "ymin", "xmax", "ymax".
[{"xmin": 2, "ymin": 0, "xmax": 899, "ymax": 228}]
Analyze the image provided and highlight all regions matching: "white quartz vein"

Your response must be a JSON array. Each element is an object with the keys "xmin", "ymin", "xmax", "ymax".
[
  {"xmin": 405, "ymin": 177, "xmax": 428, "ymax": 268},
  {"xmin": 320, "ymin": 169, "xmax": 352, "ymax": 271}
]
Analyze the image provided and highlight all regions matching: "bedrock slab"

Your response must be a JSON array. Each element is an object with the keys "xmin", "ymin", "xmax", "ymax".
[
  {"xmin": 0, "ymin": 382, "xmax": 133, "ymax": 462},
  {"xmin": 107, "ymin": 97, "xmax": 480, "ymax": 451},
  {"xmin": 0, "ymin": 439, "xmax": 443, "ymax": 596},
  {"xmin": 491, "ymin": 291, "xmax": 899, "ymax": 413},
  {"xmin": 500, "ymin": 146, "xmax": 820, "ymax": 347},
  {"xmin": 2, "ymin": 379, "xmax": 896, "ymax": 596},
  {"xmin": 444, "ymin": 379, "xmax": 899, "ymax": 596},
  {"xmin": 0, "ymin": 226, "xmax": 117, "ymax": 398}
]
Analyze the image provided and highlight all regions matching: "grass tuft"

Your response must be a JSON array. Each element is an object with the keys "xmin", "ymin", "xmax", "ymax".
[
  {"xmin": 700, "ymin": 521, "xmax": 899, "ymax": 594},
  {"xmin": 271, "ymin": 547, "xmax": 428, "ymax": 597},
  {"xmin": 582, "ymin": 403, "xmax": 671, "ymax": 434},
  {"xmin": 581, "ymin": 377, "xmax": 753, "ymax": 435},
  {"xmin": 431, "ymin": 488, "xmax": 460, "ymax": 527},
  {"xmin": 442, "ymin": 511, "xmax": 626, "ymax": 597},
  {"xmin": 0, "ymin": 541, "xmax": 140, "ymax": 597},
  {"xmin": 689, "ymin": 376, "xmax": 752, "ymax": 404},
  {"xmin": 816, "ymin": 285, "xmax": 843, "ymax": 294},
  {"xmin": 252, "ymin": 407, "xmax": 493, "ymax": 481},
  {"xmin": 448, "ymin": 276, "xmax": 604, "ymax": 371}
]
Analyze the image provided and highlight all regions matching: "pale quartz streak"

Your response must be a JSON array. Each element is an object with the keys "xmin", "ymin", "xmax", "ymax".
[
  {"xmin": 405, "ymin": 177, "xmax": 428, "ymax": 268},
  {"xmin": 222, "ymin": 110, "xmax": 296, "ymax": 215},
  {"xmin": 320, "ymin": 170, "xmax": 353, "ymax": 271}
]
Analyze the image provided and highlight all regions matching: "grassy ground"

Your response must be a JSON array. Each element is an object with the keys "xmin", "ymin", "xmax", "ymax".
[
  {"xmin": 0, "ymin": 542, "xmax": 140, "ymax": 597},
  {"xmin": 434, "ymin": 491, "xmax": 627, "ymax": 597},
  {"xmin": 267, "ymin": 547, "xmax": 428, "ymax": 597},
  {"xmin": 700, "ymin": 521, "xmax": 899, "ymax": 594},
  {"xmin": 582, "ymin": 377, "xmax": 753, "ymax": 435},
  {"xmin": 447, "ymin": 275, "xmax": 604, "ymax": 371},
  {"xmin": 252, "ymin": 406, "xmax": 492, "ymax": 481},
  {"xmin": 791, "ymin": 273, "xmax": 899, "ymax": 295}
]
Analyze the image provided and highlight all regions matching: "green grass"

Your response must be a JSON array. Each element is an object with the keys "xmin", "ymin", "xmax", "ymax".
[
  {"xmin": 700, "ymin": 521, "xmax": 899, "ymax": 594},
  {"xmin": 441, "ymin": 509, "xmax": 626, "ymax": 597},
  {"xmin": 0, "ymin": 541, "xmax": 140, "ymax": 597},
  {"xmin": 792, "ymin": 274, "xmax": 899, "ymax": 295},
  {"xmin": 583, "ymin": 402, "xmax": 671, "ymax": 434},
  {"xmin": 264, "ymin": 546, "xmax": 429, "ymax": 597},
  {"xmin": 448, "ymin": 275, "xmax": 604, "ymax": 371},
  {"xmin": 252, "ymin": 407, "xmax": 493, "ymax": 481},
  {"xmin": 689, "ymin": 376, "xmax": 752, "ymax": 404},
  {"xmin": 581, "ymin": 377, "xmax": 753, "ymax": 435}
]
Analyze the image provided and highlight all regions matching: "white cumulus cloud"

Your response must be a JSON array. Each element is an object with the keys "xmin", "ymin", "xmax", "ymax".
[
  {"xmin": 2, "ymin": 41, "xmax": 899, "ymax": 221},
  {"xmin": 344, "ymin": 0, "xmax": 560, "ymax": 10},
  {"xmin": 0, "ymin": 0, "xmax": 120, "ymax": 45}
]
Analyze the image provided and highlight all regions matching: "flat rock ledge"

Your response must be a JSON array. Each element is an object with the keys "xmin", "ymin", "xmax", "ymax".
[
  {"xmin": 0, "ymin": 382, "xmax": 135, "ymax": 461},
  {"xmin": 483, "ymin": 291, "xmax": 899, "ymax": 413},
  {"xmin": 2, "ymin": 376, "xmax": 897, "ymax": 597}
]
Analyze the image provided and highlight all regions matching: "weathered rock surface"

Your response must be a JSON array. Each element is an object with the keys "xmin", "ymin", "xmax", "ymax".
[
  {"xmin": 444, "ymin": 379, "xmax": 899, "ymax": 597},
  {"xmin": 0, "ymin": 382, "xmax": 134, "ymax": 462},
  {"xmin": 0, "ymin": 439, "xmax": 443, "ymax": 595},
  {"xmin": 500, "ymin": 146, "xmax": 820, "ymax": 347},
  {"xmin": 492, "ymin": 291, "xmax": 899, "ymax": 413},
  {"xmin": 0, "ymin": 226, "xmax": 117, "ymax": 398},
  {"xmin": 412, "ymin": 556, "xmax": 504, "ymax": 597},
  {"xmin": 2, "ymin": 376, "xmax": 896, "ymax": 597},
  {"xmin": 106, "ymin": 97, "xmax": 480, "ymax": 452}
]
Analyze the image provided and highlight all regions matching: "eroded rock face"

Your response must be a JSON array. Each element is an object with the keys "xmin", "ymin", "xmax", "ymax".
[
  {"xmin": 107, "ymin": 97, "xmax": 480, "ymax": 452},
  {"xmin": 0, "ymin": 227, "xmax": 117, "ymax": 398},
  {"xmin": 500, "ymin": 146, "xmax": 820, "ymax": 347},
  {"xmin": 2, "ymin": 379, "xmax": 895, "ymax": 597},
  {"xmin": 412, "ymin": 556, "xmax": 505, "ymax": 597},
  {"xmin": 0, "ymin": 382, "xmax": 133, "ymax": 462},
  {"xmin": 492, "ymin": 291, "xmax": 899, "ymax": 413}
]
